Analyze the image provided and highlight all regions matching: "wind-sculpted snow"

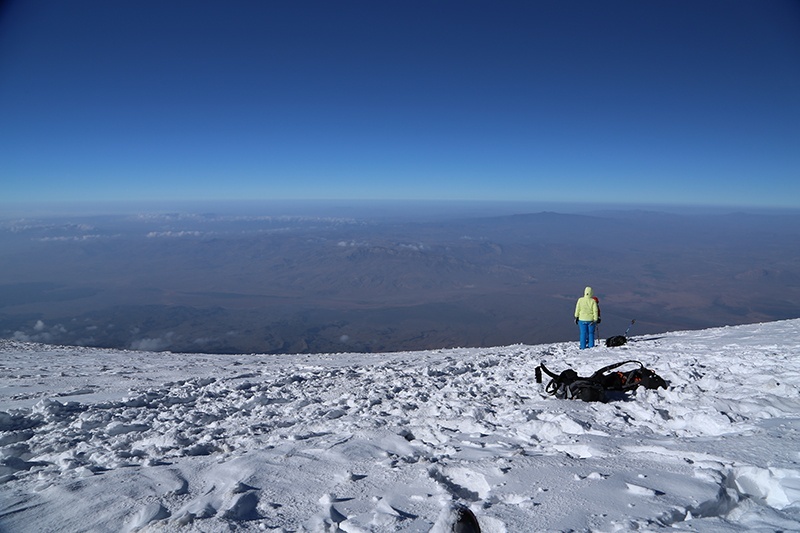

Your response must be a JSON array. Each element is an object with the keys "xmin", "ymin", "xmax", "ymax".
[{"xmin": 1, "ymin": 320, "xmax": 800, "ymax": 531}]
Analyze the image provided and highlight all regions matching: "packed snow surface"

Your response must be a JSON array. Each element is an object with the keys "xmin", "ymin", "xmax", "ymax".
[{"xmin": 2, "ymin": 320, "xmax": 800, "ymax": 532}]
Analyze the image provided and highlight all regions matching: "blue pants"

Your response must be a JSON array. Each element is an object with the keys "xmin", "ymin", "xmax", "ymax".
[{"xmin": 578, "ymin": 320, "xmax": 596, "ymax": 349}]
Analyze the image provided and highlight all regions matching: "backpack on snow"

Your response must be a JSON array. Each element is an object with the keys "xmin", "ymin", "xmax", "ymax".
[
  {"xmin": 605, "ymin": 319, "xmax": 635, "ymax": 347},
  {"xmin": 605, "ymin": 335, "xmax": 627, "ymax": 347},
  {"xmin": 534, "ymin": 359, "xmax": 667, "ymax": 402}
]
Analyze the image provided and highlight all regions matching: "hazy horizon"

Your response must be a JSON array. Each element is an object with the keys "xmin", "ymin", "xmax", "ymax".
[
  {"xmin": 4, "ymin": 198, "xmax": 800, "ymax": 220},
  {"xmin": 2, "ymin": 203, "xmax": 798, "ymax": 355}
]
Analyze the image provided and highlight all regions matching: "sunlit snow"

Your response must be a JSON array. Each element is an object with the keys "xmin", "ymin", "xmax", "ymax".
[{"xmin": 2, "ymin": 320, "xmax": 800, "ymax": 531}]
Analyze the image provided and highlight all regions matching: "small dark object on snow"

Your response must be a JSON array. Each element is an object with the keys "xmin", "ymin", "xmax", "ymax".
[
  {"xmin": 605, "ymin": 335, "xmax": 627, "ymax": 347},
  {"xmin": 452, "ymin": 505, "xmax": 481, "ymax": 533},
  {"xmin": 536, "ymin": 360, "xmax": 667, "ymax": 402},
  {"xmin": 606, "ymin": 319, "xmax": 636, "ymax": 347}
]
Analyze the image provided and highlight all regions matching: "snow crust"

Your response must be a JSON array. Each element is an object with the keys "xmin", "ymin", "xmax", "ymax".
[{"xmin": 2, "ymin": 319, "xmax": 800, "ymax": 531}]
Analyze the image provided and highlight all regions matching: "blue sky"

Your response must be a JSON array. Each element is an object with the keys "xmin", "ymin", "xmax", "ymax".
[{"xmin": 1, "ymin": 1, "xmax": 799, "ymax": 208}]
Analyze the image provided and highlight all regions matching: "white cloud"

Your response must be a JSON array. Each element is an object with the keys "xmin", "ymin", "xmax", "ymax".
[
  {"xmin": 12, "ymin": 331, "xmax": 31, "ymax": 342},
  {"xmin": 36, "ymin": 235, "xmax": 105, "ymax": 242},
  {"xmin": 130, "ymin": 332, "xmax": 175, "ymax": 352},
  {"xmin": 146, "ymin": 231, "xmax": 204, "ymax": 238}
]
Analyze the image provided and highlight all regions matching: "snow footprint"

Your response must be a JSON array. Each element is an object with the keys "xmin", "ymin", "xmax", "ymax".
[
  {"xmin": 170, "ymin": 478, "xmax": 262, "ymax": 524},
  {"xmin": 124, "ymin": 502, "xmax": 170, "ymax": 532},
  {"xmin": 429, "ymin": 465, "xmax": 491, "ymax": 502}
]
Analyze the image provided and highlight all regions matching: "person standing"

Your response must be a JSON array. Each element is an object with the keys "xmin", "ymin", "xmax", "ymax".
[{"xmin": 574, "ymin": 286, "xmax": 600, "ymax": 349}]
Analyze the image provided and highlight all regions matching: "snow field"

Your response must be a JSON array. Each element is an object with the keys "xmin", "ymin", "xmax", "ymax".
[{"xmin": 1, "ymin": 319, "xmax": 800, "ymax": 531}]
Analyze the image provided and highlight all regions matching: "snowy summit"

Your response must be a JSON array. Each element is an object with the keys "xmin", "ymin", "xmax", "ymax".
[{"xmin": 2, "ymin": 320, "xmax": 800, "ymax": 532}]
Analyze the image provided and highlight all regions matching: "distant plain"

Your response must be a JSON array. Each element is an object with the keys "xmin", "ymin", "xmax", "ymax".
[{"xmin": 1, "ymin": 201, "xmax": 798, "ymax": 354}]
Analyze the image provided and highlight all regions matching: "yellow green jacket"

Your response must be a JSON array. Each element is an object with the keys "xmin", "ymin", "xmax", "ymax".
[{"xmin": 574, "ymin": 286, "xmax": 600, "ymax": 322}]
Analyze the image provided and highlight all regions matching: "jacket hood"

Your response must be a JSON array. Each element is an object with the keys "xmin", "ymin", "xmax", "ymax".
[{"xmin": 584, "ymin": 286, "xmax": 593, "ymax": 297}]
